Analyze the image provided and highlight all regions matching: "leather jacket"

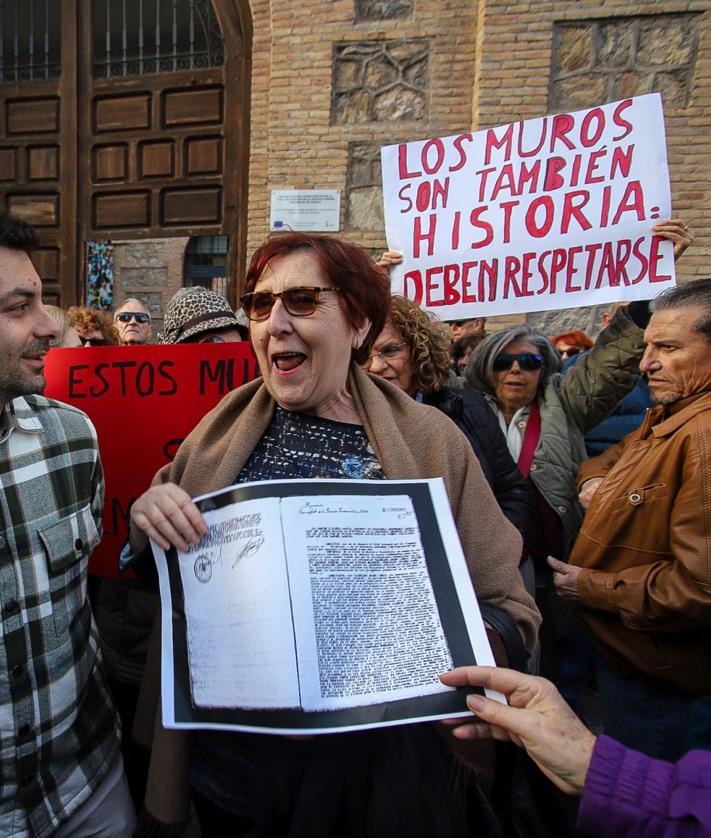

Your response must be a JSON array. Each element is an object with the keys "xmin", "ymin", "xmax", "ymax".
[{"xmin": 572, "ymin": 391, "xmax": 711, "ymax": 698}]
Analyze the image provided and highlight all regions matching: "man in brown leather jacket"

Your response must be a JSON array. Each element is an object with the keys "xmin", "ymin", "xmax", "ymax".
[{"xmin": 549, "ymin": 278, "xmax": 711, "ymax": 762}]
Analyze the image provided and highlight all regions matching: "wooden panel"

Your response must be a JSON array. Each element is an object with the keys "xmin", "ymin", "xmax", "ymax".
[
  {"xmin": 139, "ymin": 141, "xmax": 174, "ymax": 178},
  {"xmin": 93, "ymin": 191, "xmax": 150, "ymax": 228},
  {"xmin": 163, "ymin": 87, "xmax": 223, "ymax": 126},
  {"xmin": 8, "ymin": 194, "xmax": 59, "ymax": 226},
  {"xmin": 40, "ymin": 285, "xmax": 62, "ymax": 306},
  {"xmin": 28, "ymin": 146, "xmax": 60, "ymax": 180},
  {"xmin": 93, "ymin": 144, "xmax": 128, "ymax": 181},
  {"xmin": 0, "ymin": 148, "xmax": 17, "ymax": 181},
  {"xmin": 32, "ymin": 247, "xmax": 60, "ymax": 280},
  {"xmin": 7, "ymin": 98, "xmax": 60, "ymax": 134},
  {"xmin": 162, "ymin": 187, "xmax": 222, "ymax": 225},
  {"xmin": 94, "ymin": 94, "xmax": 151, "ymax": 132},
  {"xmin": 185, "ymin": 136, "xmax": 222, "ymax": 175}
]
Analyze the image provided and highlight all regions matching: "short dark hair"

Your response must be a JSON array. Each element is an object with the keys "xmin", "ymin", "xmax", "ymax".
[
  {"xmin": 653, "ymin": 279, "xmax": 711, "ymax": 345},
  {"xmin": 244, "ymin": 231, "xmax": 392, "ymax": 364},
  {"xmin": 0, "ymin": 212, "xmax": 39, "ymax": 253}
]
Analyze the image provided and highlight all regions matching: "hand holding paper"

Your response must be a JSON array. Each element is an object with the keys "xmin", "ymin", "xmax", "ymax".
[{"xmin": 131, "ymin": 481, "xmax": 207, "ymax": 552}]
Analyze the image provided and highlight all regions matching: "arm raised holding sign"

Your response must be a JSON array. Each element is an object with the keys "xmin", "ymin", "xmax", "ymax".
[
  {"xmin": 462, "ymin": 306, "xmax": 647, "ymax": 686},
  {"xmin": 652, "ymin": 217, "xmax": 694, "ymax": 260}
]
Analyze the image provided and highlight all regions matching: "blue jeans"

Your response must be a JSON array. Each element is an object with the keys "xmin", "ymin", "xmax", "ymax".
[{"xmin": 595, "ymin": 654, "xmax": 692, "ymax": 761}]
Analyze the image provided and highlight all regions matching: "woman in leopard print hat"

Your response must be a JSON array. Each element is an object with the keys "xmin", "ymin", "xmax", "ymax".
[{"xmin": 158, "ymin": 286, "xmax": 248, "ymax": 343}]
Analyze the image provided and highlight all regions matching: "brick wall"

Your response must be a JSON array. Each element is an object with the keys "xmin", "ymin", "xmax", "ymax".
[
  {"xmin": 243, "ymin": 0, "xmax": 478, "ymax": 261},
  {"xmin": 472, "ymin": 0, "xmax": 711, "ymax": 332},
  {"xmin": 238, "ymin": 0, "xmax": 711, "ymax": 335},
  {"xmin": 112, "ymin": 237, "xmax": 189, "ymax": 338}
]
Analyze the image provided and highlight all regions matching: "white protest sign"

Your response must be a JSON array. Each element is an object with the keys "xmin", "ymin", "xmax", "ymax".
[{"xmin": 381, "ymin": 94, "xmax": 675, "ymax": 319}]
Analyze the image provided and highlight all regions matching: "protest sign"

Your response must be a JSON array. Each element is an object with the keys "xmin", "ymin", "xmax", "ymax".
[
  {"xmin": 44, "ymin": 342, "xmax": 259, "ymax": 577},
  {"xmin": 381, "ymin": 93, "xmax": 675, "ymax": 319}
]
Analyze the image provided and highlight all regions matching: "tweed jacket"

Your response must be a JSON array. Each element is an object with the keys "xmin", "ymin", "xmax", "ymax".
[
  {"xmin": 0, "ymin": 396, "xmax": 120, "ymax": 837},
  {"xmin": 138, "ymin": 364, "xmax": 540, "ymax": 826},
  {"xmin": 571, "ymin": 391, "xmax": 711, "ymax": 698}
]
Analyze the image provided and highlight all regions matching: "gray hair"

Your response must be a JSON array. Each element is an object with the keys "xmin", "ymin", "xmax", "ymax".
[
  {"xmin": 652, "ymin": 278, "xmax": 711, "ymax": 345},
  {"xmin": 464, "ymin": 325, "xmax": 562, "ymax": 396},
  {"xmin": 115, "ymin": 296, "xmax": 150, "ymax": 315}
]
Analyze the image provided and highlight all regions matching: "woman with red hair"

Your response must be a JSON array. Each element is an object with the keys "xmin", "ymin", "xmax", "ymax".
[
  {"xmin": 551, "ymin": 330, "xmax": 594, "ymax": 361},
  {"xmin": 127, "ymin": 231, "xmax": 538, "ymax": 838}
]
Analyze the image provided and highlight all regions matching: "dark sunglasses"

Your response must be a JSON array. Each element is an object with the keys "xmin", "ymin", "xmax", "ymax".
[
  {"xmin": 239, "ymin": 286, "xmax": 340, "ymax": 321},
  {"xmin": 559, "ymin": 347, "xmax": 581, "ymax": 358},
  {"xmin": 79, "ymin": 337, "xmax": 106, "ymax": 347},
  {"xmin": 493, "ymin": 353, "xmax": 544, "ymax": 372},
  {"xmin": 115, "ymin": 311, "xmax": 151, "ymax": 324}
]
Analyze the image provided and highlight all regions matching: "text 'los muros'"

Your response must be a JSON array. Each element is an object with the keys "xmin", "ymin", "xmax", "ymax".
[{"xmin": 396, "ymin": 101, "xmax": 648, "ymax": 254}]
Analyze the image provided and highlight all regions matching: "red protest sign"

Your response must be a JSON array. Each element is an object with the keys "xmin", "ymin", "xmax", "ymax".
[{"xmin": 44, "ymin": 342, "xmax": 259, "ymax": 577}]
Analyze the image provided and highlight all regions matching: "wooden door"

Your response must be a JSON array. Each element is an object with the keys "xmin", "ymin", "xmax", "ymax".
[
  {"xmin": 0, "ymin": 0, "xmax": 78, "ymax": 305},
  {"xmin": 0, "ymin": 0, "xmax": 248, "ymax": 307}
]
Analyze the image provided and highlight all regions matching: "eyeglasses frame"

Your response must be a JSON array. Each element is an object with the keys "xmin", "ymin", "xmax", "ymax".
[
  {"xmin": 363, "ymin": 342, "xmax": 407, "ymax": 369},
  {"xmin": 239, "ymin": 286, "xmax": 340, "ymax": 322}
]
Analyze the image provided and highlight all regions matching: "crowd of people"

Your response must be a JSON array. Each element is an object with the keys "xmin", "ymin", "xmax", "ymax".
[{"xmin": 0, "ymin": 209, "xmax": 709, "ymax": 838}]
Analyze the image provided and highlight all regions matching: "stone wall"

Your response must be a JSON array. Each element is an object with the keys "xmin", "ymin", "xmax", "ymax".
[
  {"xmin": 470, "ymin": 0, "xmax": 711, "ymax": 336},
  {"xmin": 112, "ymin": 237, "xmax": 189, "ymax": 338},
  {"xmin": 550, "ymin": 13, "xmax": 701, "ymax": 111}
]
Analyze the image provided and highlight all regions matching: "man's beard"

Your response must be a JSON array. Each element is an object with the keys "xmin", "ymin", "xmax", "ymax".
[
  {"xmin": 649, "ymin": 388, "xmax": 682, "ymax": 406},
  {"xmin": 0, "ymin": 339, "xmax": 51, "ymax": 402}
]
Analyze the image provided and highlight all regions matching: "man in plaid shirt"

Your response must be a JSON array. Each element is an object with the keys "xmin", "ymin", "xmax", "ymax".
[{"xmin": 0, "ymin": 214, "xmax": 134, "ymax": 836}]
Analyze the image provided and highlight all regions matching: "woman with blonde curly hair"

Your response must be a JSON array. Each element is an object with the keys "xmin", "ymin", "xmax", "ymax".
[{"xmin": 364, "ymin": 295, "xmax": 530, "ymax": 546}]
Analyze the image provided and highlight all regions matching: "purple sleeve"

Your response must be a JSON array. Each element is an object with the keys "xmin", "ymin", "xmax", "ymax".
[{"xmin": 577, "ymin": 736, "xmax": 711, "ymax": 837}]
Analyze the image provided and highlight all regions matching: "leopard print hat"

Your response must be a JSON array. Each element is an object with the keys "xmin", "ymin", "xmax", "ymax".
[{"xmin": 158, "ymin": 287, "xmax": 247, "ymax": 344}]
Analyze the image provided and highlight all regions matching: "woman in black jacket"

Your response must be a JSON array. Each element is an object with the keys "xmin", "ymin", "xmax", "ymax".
[{"xmin": 363, "ymin": 295, "xmax": 531, "ymax": 541}]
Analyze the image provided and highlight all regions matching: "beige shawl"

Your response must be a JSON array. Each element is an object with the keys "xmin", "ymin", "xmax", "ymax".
[{"xmin": 139, "ymin": 365, "xmax": 539, "ymax": 824}]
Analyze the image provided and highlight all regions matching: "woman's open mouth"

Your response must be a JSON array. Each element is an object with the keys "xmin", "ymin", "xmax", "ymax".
[{"xmin": 272, "ymin": 352, "xmax": 307, "ymax": 374}]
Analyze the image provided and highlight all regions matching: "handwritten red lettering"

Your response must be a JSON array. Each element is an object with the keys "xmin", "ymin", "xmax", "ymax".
[
  {"xmin": 450, "ymin": 134, "xmax": 473, "ymax": 172},
  {"xmin": 413, "ymin": 214, "xmax": 437, "ymax": 257},
  {"xmin": 612, "ymin": 99, "xmax": 634, "ymax": 141},
  {"xmin": 398, "ymin": 144, "xmax": 421, "ymax": 179}
]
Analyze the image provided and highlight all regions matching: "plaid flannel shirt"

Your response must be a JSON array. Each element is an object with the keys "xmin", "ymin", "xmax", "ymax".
[{"xmin": 0, "ymin": 395, "xmax": 120, "ymax": 838}]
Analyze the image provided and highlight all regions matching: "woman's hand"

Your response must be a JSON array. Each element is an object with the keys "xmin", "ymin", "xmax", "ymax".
[
  {"xmin": 130, "ymin": 482, "xmax": 208, "ymax": 553},
  {"xmin": 652, "ymin": 218, "xmax": 694, "ymax": 260},
  {"xmin": 439, "ymin": 666, "xmax": 596, "ymax": 795},
  {"xmin": 376, "ymin": 251, "xmax": 403, "ymax": 270}
]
